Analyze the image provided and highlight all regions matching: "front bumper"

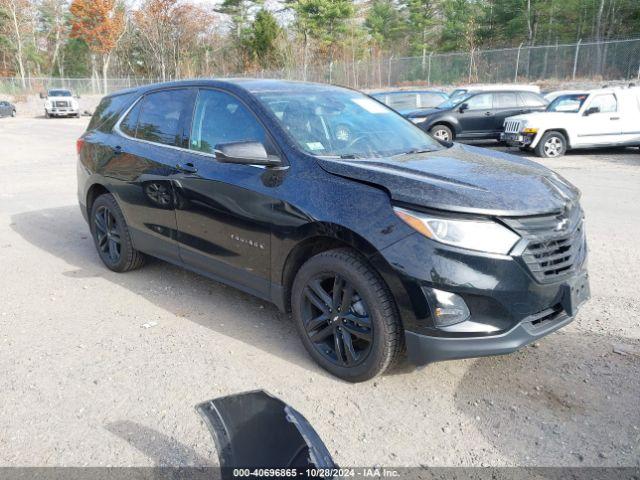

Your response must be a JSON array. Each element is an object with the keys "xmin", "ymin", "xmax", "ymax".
[
  {"xmin": 500, "ymin": 132, "xmax": 535, "ymax": 146},
  {"xmin": 405, "ymin": 279, "xmax": 588, "ymax": 364},
  {"xmin": 47, "ymin": 108, "xmax": 79, "ymax": 116},
  {"xmin": 378, "ymin": 231, "xmax": 590, "ymax": 365}
]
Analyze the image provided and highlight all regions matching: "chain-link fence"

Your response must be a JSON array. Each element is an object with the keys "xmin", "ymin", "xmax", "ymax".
[{"xmin": 2, "ymin": 37, "xmax": 639, "ymax": 96}]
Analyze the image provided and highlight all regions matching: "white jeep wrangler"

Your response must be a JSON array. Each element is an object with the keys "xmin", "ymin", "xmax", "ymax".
[
  {"xmin": 502, "ymin": 86, "xmax": 640, "ymax": 157},
  {"xmin": 42, "ymin": 89, "xmax": 80, "ymax": 118}
]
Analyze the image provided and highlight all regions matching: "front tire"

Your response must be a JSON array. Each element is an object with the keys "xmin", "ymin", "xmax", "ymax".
[
  {"xmin": 90, "ymin": 193, "xmax": 145, "ymax": 272},
  {"xmin": 291, "ymin": 248, "xmax": 403, "ymax": 382},
  {"xmin": 11, "ymin": 109, "xmax": 16, "ymax": 117},
  {"xmin": 535, "ymin": 131, "xmax": 567, "ymax": 158},
  {"xmin": 429, "ymin": 124, "xmax": 453, "ymax": 142}
]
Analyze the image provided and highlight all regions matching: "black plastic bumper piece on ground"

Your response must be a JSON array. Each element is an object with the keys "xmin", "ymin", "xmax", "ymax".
[{"xmin": 405, "ymin": 313, "xmax": 575, "ymax": 365}]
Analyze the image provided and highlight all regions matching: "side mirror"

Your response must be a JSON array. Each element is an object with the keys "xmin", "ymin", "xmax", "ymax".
[
  {"xmin": 458, "ymin": 103, "xmax": 469, "ymax": 113},
  {"xmin": 584, "ymin": 106, "xmax": 600, "ymax": 116},
  {"xmin": 215, "ymin": 141, "xmax": 281, "ymax": 167},
  {"xmin": 39, "ymin": 92, "xmax": 46, "ymax": 99}
]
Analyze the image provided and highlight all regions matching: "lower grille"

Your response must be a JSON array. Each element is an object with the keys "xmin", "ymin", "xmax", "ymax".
[{"xmin": 503, "ymin": 205, "xmax": 587, "ymax": 283}]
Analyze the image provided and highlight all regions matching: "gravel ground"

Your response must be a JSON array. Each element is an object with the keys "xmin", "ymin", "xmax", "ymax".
[{"xmin": 0, "ymin": 116, "xmax": 639, "ymax": 467}]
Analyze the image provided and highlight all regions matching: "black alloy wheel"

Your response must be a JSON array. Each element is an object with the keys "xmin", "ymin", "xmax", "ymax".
[
  {"xmin": 292, "ymin": 248, "xmax": 403, "ymax": 382},
  {"xmin": 301, "ymin": 274, "xmax": 373, "ymax": 367},
  {"xmin": 90, "ymin": 193, "xmax": 145, "ymax": 272},
  {"xmin": 94, "ymin": 205, "xmax": 122, "ymax": 264}
]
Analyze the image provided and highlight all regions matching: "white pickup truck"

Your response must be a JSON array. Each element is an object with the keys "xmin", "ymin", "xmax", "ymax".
[
  {"xmin": 502, "ymin": 86, "xmax": 640, "ymax": 157},
  {"xmin": 42, "ymin": 89, "xmax": 80, "ymax": 118}
]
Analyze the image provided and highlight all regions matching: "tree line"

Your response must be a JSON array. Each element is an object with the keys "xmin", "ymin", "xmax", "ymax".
[{"xmin": 1, "ymin": 0, "xmax": 639, "ymax": 89}]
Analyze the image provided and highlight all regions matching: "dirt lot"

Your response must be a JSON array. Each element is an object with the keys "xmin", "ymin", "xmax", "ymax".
[{"xmin": 0, "ymin": 116, "xmax": 639, "ymax": 468}]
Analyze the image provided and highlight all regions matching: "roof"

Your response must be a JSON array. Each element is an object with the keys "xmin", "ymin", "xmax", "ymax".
[{"xmin": 105, "ymin": 78, "xmax": 356, "ymax": 98}]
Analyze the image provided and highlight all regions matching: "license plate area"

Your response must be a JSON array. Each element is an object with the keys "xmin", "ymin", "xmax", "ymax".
[{"xmin": 561, "ymin": 272, "xmax": 590, "ymax": 317}]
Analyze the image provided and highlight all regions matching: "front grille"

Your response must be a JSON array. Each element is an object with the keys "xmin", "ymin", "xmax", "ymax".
[
  {"xmin": 54, "ymin": 100, "xmax": 70, "ymax": 108},
  {"xmin": 504, "ymin": 120, "xmax": 521, "ymax": 133},
  {"xmin": 503, "ymin": 205, "xmax": 587, "ymax": 282}
]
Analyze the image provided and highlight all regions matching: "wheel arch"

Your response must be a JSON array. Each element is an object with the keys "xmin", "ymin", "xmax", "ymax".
[
  {"xmin": 85, "ymin": 182, "xmax": 111, "ymax": 219},
  {"xmin": 427, "ymin": 120, "xmax": 457, "ymax": 138},
  {"xmin": 277, "ymin": 223, "xmax": 421, "ymax": 341},
  {"xmin": 278, "ymin": 223, "xmax": 402, "ymax": 315},
  {"xmin": 531, "ymin": 128, "xmax": 571, "ymax": 149}
]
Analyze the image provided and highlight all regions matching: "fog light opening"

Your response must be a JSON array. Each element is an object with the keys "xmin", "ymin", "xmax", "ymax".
[{"xmin": 430, "ymin": 289, "xmax": 471, "ymax": 327}]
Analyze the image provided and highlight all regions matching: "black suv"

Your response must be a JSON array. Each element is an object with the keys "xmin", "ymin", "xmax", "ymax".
[
  {"xmin": 406, "ymin": 90, "xmax": 547, "ymax": 142},
  {"xmin": 77, "ymin": 80, "xmax": 589, "ymax": 382}
]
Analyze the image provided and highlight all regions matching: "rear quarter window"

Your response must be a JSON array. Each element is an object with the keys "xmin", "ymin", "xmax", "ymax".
[{"xmin": 88, "ymin": 93, "xmax": 136, "ymax": 133}]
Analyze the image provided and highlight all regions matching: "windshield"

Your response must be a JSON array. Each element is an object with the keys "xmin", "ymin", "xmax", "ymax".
[
  {"xmin": 256, "ymin": 90, "xmax": 442, "ymax": 158},
  {"xmin": 49, "ymin": 90, "xmax": 72, "ymax": 97},
  {"xmin": 436, "ymin": 92, "xmax": 471, "ymax": 110},
  {"xmin": 547, "ymin": 94, "xmax": 588, "ymax": 113}
]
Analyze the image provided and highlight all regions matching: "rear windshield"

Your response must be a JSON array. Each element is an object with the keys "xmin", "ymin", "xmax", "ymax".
[{"xmin": 88, "ymin": 93, "xmax": 136, "ymax": 133}]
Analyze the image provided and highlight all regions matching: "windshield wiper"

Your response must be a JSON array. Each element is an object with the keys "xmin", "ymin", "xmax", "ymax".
[{"xmin": 392, "ymin": 148, "xmax": 437, "ymax": 157}]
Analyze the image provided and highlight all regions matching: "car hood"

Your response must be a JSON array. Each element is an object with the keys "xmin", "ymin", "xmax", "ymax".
[
  {"xmin": 505, "ymin": 111, "xmax": 572, "ymax": 124},
  {"xmin": 47, "ymin": 96, "xmax": 76, "ymax": 102},
  {"xmin": 316, "ymin": 143, "xmax": 579, "ymax": 216}
]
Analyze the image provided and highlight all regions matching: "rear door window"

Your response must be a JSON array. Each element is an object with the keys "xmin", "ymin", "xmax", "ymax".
[
  {"xmin": 134, "ymin": 89, "xmax": 193, "ymax": 146},
  {"xmin": 494, "ymin": 92, "xmax": 519, "ymax": 109}
]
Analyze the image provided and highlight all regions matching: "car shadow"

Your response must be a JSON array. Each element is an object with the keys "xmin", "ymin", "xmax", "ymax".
[
  {"xmin": 105, "ymin": 420, "xmax": 214, "ymax": 467},
  {"xmin": 10, "ymin": 205, "xmax": 325, "ymax": 376},
  {"xmin": 453, "ymin": 329, "xmax": 640, "ymax": 466}
]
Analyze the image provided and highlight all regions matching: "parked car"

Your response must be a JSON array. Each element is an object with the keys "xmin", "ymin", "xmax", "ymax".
[
  {"xmin": 0, "ymin": 100, "xmax": 16, "ymax": 118},
  {"xmin": 77, "ymin": 79, "xmax": 590, "ymax": 381},
  {"xmin": 370, "ymin": 90, "xmax": 449, "ymax": 114},
  {"xmin": 502, "ymin": 86, "xmax": 640, "ymax": 157},
  {"xmin": 407, "ymin": 90, "xmax": 548, "ymax": 141},
  {"xmin": 42, "ymin": 89, "xmax": 80, "ymax": 118}
]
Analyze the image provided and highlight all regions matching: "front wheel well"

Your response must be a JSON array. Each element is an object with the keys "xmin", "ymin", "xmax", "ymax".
[
  {"xmin": 281, "ymin": 237, "xmax": 355, "ymax": 312},
  {"xmin": 428, "ymin": 122, "xmax": 456, "ymax": 139},
  {"xmin": 536, "ymin": 129, "xmax": 570, "ymax": 148}
]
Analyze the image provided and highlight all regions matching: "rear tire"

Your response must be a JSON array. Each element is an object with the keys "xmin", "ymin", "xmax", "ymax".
[
  {"xmin": 90, "ymin": 193, "xmax": 145, "ymax": 272},
  {"xmin": 291, "ymin": 248, "xmax": 403, "ymax": 382},
  {"xmin": 535, "ymin": 131, "xmax": 567, "ymax": 158},
  {"xmin": 429, "ymin": 124, "xmax": 453, "ymax": 142}
]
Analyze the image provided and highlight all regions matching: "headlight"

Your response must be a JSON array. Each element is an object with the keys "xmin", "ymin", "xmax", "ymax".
[
  {"xmin": 394, "ymin": 207, "xmax": 520, "ymax": 254},
  {"xmin": 410, "ymin": 117, "xmax": 427, "ymax": 124}
]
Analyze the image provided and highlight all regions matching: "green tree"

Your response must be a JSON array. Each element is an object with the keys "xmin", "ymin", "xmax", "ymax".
[
  {"xmin": 365, "ymin": 0, "xmax": 405, "ymax": 51},
  {"xmin": 287, "ymin": 0, "xmax": 355, "ymax": 74},
  {"xmin": 248, "ymin": 9, "xmax": 281, "ymax": 68}
]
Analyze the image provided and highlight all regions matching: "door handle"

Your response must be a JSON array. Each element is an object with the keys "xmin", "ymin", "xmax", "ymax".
[
  {"xmin": 610, "ymin": 117, "xmax": 620, "ymax": 120},
  {"xmin": 176, "ymin": 162, "xmax": 198, "ymax": 174},
  {"xmin": 484, "ymin": 111, "xmax": 493, "ymax": 116},
  {"xmin": 112, "ymin": 145, "xmax": 122, "ymax": 155}
]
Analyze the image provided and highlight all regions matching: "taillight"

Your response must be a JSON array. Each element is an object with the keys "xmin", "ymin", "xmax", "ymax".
[{"xmin": 76, "ymin": 138, "xmax": 85, "ymax": 155}]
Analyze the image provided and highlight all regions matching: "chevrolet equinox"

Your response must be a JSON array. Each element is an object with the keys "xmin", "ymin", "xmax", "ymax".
[{"xmin": 77, "ymin": 80, "xmax": 590, "ymax": 382}]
